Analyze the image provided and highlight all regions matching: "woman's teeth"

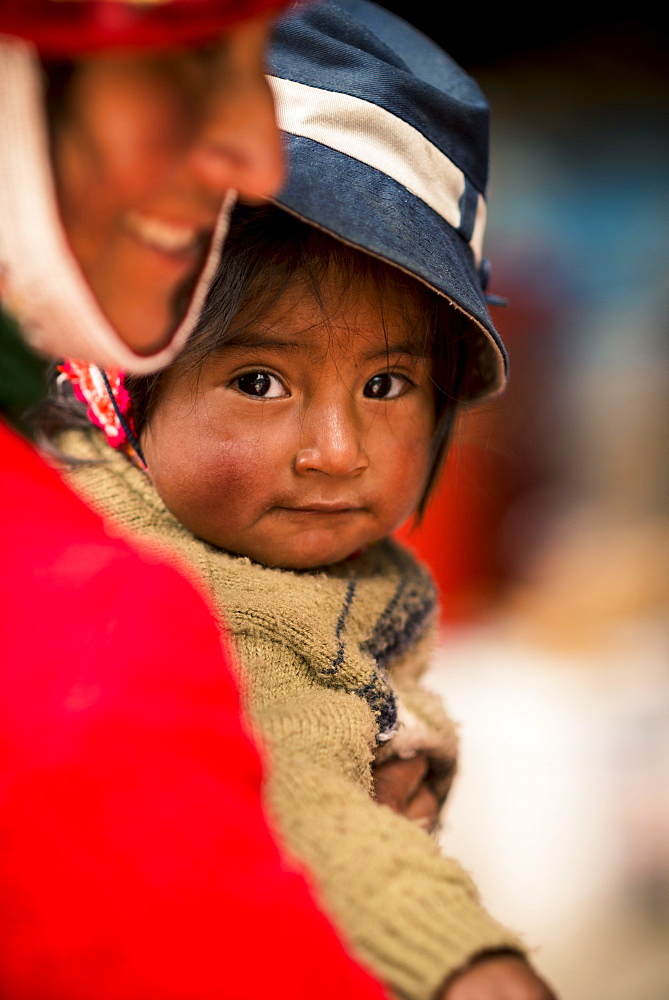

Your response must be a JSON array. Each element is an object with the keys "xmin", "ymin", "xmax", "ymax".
[{"xmin": 123, "ymin": 212, "xmax": 201, "ymax": 253}]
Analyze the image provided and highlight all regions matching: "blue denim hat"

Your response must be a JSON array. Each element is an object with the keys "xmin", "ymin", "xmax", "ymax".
[{"xmin": 268, "ymin": 0, "xmax": 506, "ymax": 402}]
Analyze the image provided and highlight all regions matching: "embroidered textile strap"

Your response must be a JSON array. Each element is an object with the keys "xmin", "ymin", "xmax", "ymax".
[{"xmin": 59, "ymin": 358, "xmax": 146, "ymax": 468}]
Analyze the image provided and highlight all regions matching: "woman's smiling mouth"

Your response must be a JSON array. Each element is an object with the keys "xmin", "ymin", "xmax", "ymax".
[{"xmin": 123, "ymin": 210, "xmax": 211, "ymax": 256}]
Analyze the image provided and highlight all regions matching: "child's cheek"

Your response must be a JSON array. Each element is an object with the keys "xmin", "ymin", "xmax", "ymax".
[
  {"xmin": 155, "ymin": 430, "xmax": 282, "ymax": 549},
  {"xmin": 374, "ymin": 414, "xmax": 434, "ymax": 525},
  {"xmin": 384, "ymin": 457, "xmax": 430, "ymax": 530}
]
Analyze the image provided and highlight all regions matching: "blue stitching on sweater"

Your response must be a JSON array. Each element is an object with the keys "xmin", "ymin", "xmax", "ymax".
[
  {"xmin": 355, "ymin": 675, "xmax": 398, "ymax": 742},
  {"xmin": 362, "ymin": 575, "xmax": 436, "ymax": 669},
  {"xmin": 323, "ymin": 580, "xmax": 357, "ymax": 674}
]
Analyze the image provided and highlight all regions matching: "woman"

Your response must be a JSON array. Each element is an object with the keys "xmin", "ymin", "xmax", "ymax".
[{"xmin": 0, "ymin": 3, "xmax": 388, "ymax": 997}]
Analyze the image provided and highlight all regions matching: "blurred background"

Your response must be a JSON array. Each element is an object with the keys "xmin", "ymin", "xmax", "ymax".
[{"xmin": 386, "ymin": 7, "xmax": 669, "ymax": 999}]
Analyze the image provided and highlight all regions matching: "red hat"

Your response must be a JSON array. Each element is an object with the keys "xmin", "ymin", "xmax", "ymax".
[{"xmin": 0, "ymin": 0, "xmax": 291, "ymax": 56}]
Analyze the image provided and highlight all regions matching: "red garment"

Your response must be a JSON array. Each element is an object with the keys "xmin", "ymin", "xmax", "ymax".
[
  {"xmin": 0, "ymin": 420, "xmax": 387, "ymax": 1000},
  {"xmin": 0, "ymin": 0, "xmax": 292, "ymax": 56}
]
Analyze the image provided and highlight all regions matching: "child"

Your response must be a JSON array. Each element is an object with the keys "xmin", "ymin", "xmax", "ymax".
[{"xmin": 45, "ymin": 3, "xmax": 557, "ymax": 998}]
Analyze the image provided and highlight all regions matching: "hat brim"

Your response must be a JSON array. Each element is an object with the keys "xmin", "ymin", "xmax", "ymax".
[{"xmin": 274, "ymin": 134, "xmax": 507, "ymax": 403}]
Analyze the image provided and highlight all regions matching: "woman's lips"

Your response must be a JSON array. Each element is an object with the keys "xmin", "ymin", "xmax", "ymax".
[{"xmin": 122, "ymin": 210, "xmax": 212, "ymax": 255}]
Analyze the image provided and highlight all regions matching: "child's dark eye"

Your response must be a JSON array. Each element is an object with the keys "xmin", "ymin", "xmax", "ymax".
[
  {"xmin": 234, "ymin": 371, "xmax": 288, "ymax": 398},
  {"xmin": 363, "ymin": 373, "xmax": 408, "ymax": 399}
]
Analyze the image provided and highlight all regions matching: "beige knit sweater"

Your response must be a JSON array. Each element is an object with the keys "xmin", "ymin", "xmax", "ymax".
[{"xmin": 60, "ymin": 429, "xmax": 523, "ymax": 1000}]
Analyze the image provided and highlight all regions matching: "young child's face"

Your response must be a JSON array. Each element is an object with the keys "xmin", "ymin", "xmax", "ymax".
[{"xmin": 142, "ymin": 272, "xmax": 436, "ymax": 569}]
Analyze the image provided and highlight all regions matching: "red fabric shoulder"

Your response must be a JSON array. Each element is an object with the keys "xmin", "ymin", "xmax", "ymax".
[{"xmin": 0, "ymin": 422, "xmax": 387, "ymax": 1000}]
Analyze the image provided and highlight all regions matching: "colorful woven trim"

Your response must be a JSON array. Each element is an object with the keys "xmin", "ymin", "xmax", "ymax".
[{"xmin": 59, "ymin": 358, "xmax": 146, "ymax": 467}]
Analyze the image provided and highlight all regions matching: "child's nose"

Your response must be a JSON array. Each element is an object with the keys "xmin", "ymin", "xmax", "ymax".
[{"xmin": 293, "ymin": 402, "xmax": 369, "ymax": 478}]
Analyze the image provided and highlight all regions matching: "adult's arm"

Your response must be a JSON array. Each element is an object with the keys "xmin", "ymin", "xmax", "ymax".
[{"xmin": 0, "ymin": 421, "xmax": 388, "ymax": 1000}]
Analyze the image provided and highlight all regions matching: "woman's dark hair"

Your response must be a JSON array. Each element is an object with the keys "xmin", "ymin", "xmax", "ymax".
[
  {"xmin": 41, "ymin": 57, "xmax": 78, "ymax": 147},
  {"xmin": 40, "ymin": 203, "xmax": 470, "ymax": 512}
]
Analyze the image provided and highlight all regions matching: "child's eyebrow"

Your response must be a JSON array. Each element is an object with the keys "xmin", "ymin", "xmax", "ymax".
[
  {"xmin": 216, "ymin": 336, "xmax": 429, "ymax": 360},
  {"xmin": 220, "ymin": 336, "xmax": 303, "ymax": 353},
  {"xmin": 364, "ymin": 340, "xmax": 429, "ymax": 361}
]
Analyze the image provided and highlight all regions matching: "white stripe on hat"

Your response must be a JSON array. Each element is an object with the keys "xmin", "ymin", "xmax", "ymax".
[
  {"xmin": 471, "ymin": 191, "xmax": 487, "ymax": 266},
  {"xmin": 268, "ymin": 75, "xmax": 485, "ymax": 264}
]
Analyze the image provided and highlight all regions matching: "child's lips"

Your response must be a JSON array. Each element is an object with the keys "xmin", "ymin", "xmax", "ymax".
[{"xmin": 277, "ymin": 502, "xmax": 363, "ymax": 514}]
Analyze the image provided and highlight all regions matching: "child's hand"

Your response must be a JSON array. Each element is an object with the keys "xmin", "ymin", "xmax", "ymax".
[
  {"xmin": 440, "ymin": 954, "xmax": 558, "ymax": 1000},
  {"xmin": 372, "ymin": 752, "xmax": 440, "ymax": 831}
]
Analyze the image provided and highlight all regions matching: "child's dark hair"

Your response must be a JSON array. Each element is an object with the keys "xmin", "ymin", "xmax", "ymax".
[{"xmin": 41, "ymin": 203, "xmax": 470, "ymax": 512}]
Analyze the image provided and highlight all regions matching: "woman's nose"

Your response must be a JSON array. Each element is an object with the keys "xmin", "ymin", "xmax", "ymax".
[
  {"xmin": 189, "ymin": 15, "xmax": 285, "ymax": 201},
  {"xmin": 294, "ymin": 402, "xmax": 370, "ymax": 478}
]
